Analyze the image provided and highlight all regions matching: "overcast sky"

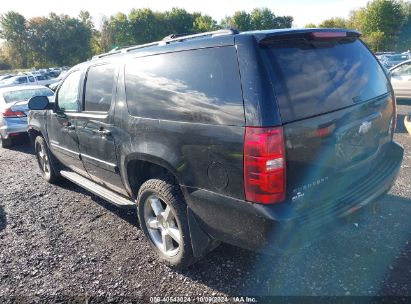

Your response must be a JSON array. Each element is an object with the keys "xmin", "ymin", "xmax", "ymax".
[{"xmin": 0, "ymin": 0, "xmax": 369, "ymax": 28}]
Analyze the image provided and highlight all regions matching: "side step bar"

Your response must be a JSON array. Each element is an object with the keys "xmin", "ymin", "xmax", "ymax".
[{"xmin": 60, "ymin": 170, "xmax": 135, "ymax": 208}]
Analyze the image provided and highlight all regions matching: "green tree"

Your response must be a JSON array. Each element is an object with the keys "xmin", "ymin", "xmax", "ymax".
[
  {"xmin": 0, "ymin": 11, "xmax": 29, "ymax": 67},
  {"xmin": 26, "ymin": 14, "xmax": 93, "ymax": 67},
  {"xmin": 363, "ymin": 31, "xmax": 386, "ymax": 51},
  {"xmin": 304, "ymin": 23, "xmax": 317, "ymax": 28},
  {"xmin": 103, "ymin": 13, "xmax": 134, "ymax": 49},
  {"xmin": 193, "ymin": 14, "xmax": 219, "ymax": 32},
  {"xmin": 129, "ymin": 8, "xmax": 163, "ymax": 44},
  {"xmin": 350, "ymin": 0, "xmax": 406, "ymax": 50},
  {"xmin": 319, "ymin": 17, "xmax": 348, "ymax": 28},
  {"xmin": 250, "ymin": 8, "xmax": 276, "ymax": 29},
  {"xmin": 221, "ymin": 8, "xmax": 292, "ymax": 31},
  {"xmin": 164, "ymin": 8, "xmax": 196, "ymax": 34},
  {"xmin": 229, "ymin": 11, "xmax": 252, "ymax": 31}
]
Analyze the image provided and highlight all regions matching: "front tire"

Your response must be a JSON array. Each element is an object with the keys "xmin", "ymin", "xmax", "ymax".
[
  {"xmin": 0, "ymin": 135, "xmax": 11, "ymax": 148},
  {"xmin": 34, "ymin": 136, "xmax": 60, "ymax": 183},
  {"xmin": 137, "ymin": 178, "xmax": 195, "ymax": 270}
]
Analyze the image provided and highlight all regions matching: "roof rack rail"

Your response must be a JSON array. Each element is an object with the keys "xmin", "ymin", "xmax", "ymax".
[
  {"xmin": 92, "ymin": 28, "xmax": 239, "ymax": 60},
  {"xmin": 162, "ymin": 29, "xmax": 238, "ymax": 42}
]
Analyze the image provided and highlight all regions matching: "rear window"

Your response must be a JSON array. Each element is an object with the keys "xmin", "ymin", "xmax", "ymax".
[
  {"xmin": 389, "ymin": 54, "xmax": 408, "ymax": 61},
  {"xmin": 262, "ymin": 37, "xmax": 390, "ymax": 122},
  {"xmin": 124, "ymin": 47, "xmax": 244, "ymax": 125},
  {"xmin": 3, "ymin": 88, "xmax": 54, "ymax": 103}
]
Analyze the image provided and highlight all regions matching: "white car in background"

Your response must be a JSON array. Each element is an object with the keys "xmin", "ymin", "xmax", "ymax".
[
  {"xmin": 0, "ymin": 74, "xmax": 58, "ymax": 89},
  {"xmin": 390, "ymin": 59, "xmax": 411, "ymax": 99}
]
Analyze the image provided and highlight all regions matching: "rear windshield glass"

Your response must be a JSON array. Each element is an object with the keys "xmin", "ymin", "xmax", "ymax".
[
  {"xmin": 3, "ymin": 88, "xmax": 54, "ymax": 103},
  {"xmin": 262, "ymin": 38, "xmax": 390, "ymax": 122},
  {"xmin": 389, "ymin": 54, "xmax": 408, "ymax": 61}
]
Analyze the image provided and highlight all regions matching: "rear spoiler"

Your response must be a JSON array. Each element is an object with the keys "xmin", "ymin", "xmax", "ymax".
[{"xmin": 256, "ymin": 29, "xmax": 361, "ymax": 44}]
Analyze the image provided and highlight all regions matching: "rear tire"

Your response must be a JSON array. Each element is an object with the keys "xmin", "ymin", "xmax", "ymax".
[
  {"xmin": 137, "ymin": 177, "xmax": 195, "ymax": 270},
  {"xmin": 0, "ymin": 136, "xmax": 11, "ymax": 148},
  {"xmin": 34, "ymin": 136, "xmax": 60, "ymax": 183}
]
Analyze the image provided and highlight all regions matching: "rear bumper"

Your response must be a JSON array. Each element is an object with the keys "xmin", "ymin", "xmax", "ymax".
[
  {"xmin": 183, "ymin": 141, "xmax": 403, "ymax": 253},
  {"xmin": 0, "ymin": 118, "xmax": 28, "ymax": 139}
]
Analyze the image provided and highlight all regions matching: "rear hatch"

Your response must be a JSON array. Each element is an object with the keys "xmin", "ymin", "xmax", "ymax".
[{"xmin": 258, "ymin": 30, "xmax": 395, "ymax": 211}]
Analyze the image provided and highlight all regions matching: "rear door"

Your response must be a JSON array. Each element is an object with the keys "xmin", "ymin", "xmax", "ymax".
[
  {"xmin": 75, "ymin": 63, "xmax": 126, "ymax": 195},
  {"xmin": 259, "ymin": 32, "xmax": 395, "ymax": 206},
  {"xmin": 390, "ymin": 61, "xmax": 411, "ymax": 98}
]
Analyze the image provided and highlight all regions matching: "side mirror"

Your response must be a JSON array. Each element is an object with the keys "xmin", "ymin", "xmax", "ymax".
[{"xmin": 28, "ymin": 96, "xmax": 51, "ymax": 110}]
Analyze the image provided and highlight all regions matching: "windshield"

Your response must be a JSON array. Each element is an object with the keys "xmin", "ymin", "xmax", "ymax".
[
  {"xmin": 3, "ymin": 88, "xmax": 54, "ymax": 103},
  {"xmin": 262, "ymin": 38, "xmax": 390, "ymax": 122}
]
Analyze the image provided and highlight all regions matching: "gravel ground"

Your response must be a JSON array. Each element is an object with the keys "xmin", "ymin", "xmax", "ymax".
[{"xmin": 0, "ymin": 102, "xmax": 410, "ymax": 303}]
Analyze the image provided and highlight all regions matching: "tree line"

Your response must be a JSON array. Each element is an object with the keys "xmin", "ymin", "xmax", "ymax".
[
  {"xmin": 305, "ymin": 0, "xmax": 411, "ymax": 52},
  {"xmin": 1, "ymin": 0, "xmax": 411, "ymax": 70},
  {"xmin": 0, "ymin": 7, "xmax": 292, "ymax": 69}
]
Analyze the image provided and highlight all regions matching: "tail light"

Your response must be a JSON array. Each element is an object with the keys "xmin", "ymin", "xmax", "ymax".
[
  {"xmin": 310, "ymin": 32, "xmax": 347, "ymax": 39},
  {"xmin": 244, "ymin": 126, "xmax": 286, "ymax": 204},
  {"xmin": 1, "ymin": 108, "xmax": 26, "ymax": 118}
]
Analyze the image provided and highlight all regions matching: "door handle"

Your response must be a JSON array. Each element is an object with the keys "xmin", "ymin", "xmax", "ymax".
[
  {"xmin": 63, "ymin": 122, "xmax": 75, "ymax": 130},
  {"xmin": 97, "ymin": 129, "xmax": 111, "ymax": 136}
]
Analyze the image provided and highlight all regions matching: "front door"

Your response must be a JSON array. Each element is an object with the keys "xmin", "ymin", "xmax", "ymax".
[
  {"xmin": 75, "ymin": 63, "xmax": 126, "ymax": 195},
  {"xmin": 47, "ymin": 70, "xmax": 88, "ymax": 176}
]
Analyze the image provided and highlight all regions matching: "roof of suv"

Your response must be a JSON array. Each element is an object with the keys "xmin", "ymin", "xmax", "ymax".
[{"xmin": 90, "ymin": 28, "xmax": 361, "ymax": 64}]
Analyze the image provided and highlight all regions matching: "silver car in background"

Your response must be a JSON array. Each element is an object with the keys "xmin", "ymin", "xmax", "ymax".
[
  {"xmin": 390, "ymin": 59, "xmax": 411, "ymax": 99},
  {"xmin": 0, "ymin": 85, "xmax": 54, "ymax": 148}
]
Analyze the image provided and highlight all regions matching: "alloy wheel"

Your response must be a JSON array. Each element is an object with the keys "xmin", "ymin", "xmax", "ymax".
[{"xmin": 143, "ymin": 195, "xmax": 181, "ymax": 257}]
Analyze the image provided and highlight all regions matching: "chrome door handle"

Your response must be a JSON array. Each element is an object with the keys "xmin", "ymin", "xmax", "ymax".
[{"xmin": 97, "ymin": 129, "xmax": 111, "ymax": 136}]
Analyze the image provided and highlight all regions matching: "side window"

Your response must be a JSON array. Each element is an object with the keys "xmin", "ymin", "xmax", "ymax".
[
  {"xmin": 17, "ymin": 77, "xmax": 28, "ymax": 84},
  {"xmin": 392, "ymin": 63, "xmax": 411, "ymax": 77},
  {"xmin": 124, "ymin": 47, "xmax": 244, "ymax": 125},
  {"xmin": 28, "ymin": 76, "xmax": 35, "ymax": 82},
  {"xmin": 57, "ymin": 70, "xmax": 81, "ymax": 111},
  {"xmin": 84, "ymin": 64, "xmax": 116, "ymax": 112}
]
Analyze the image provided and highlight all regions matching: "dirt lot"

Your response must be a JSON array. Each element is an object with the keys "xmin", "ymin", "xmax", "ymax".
[{"xmin": 0, "ymin": 102, "xmax": 410, "ymax": 303}]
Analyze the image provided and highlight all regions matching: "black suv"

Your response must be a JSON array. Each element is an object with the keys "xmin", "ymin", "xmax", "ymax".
[{"xmin": 28, "ymin": 29, "xmax": 403, "ymax": 269}]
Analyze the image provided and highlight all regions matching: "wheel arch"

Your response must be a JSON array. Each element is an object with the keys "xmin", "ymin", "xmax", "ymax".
[{"xmin": 123, "ymin": 153, "xmax": 181, "ymax": 199}]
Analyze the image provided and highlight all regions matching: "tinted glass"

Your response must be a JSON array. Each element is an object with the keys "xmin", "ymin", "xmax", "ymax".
[
  {"xmin": 57, "ymin": 70, "xmax": 81, "ymax": 111},
  {"xmin": 84, "ymin": 64, "xmax": 116, "ymax": 112},
  {"xmin": 125, "ymin": 47, "xmax": 244, "ymax": 125},
  {"xmin": 3, "ymin": 88, "xmax": 54, "ymax": 103},
  {"xmin": 263, "ymin": 38, "xmax": 390, "ymax": 122},
  {"xmin": 16, "ymin": 77, "xmax": 27, "ymax": 84},
  {"xmin": 28, "ymin": 76, "xmax": 35, "ymax": 82}
]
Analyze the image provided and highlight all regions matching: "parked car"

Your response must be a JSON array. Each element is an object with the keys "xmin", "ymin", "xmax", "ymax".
[
  {"xmin": 389, "ymin": 59, "xmax": 411, "ymax": 99},
  {"xmin": 0, "ymin": 74, "xmax": 58, "ymax": 89},
  {"xmin": 27, "ymin": 29, "xmax": 403, "ymax": 269},
  {"xmin": 48, "ymin": 67, "xmax": 62, "ymax": 78},
  {"xmin": 0, "ymin": 85, "xmax": 54, "ymax": 148},
  {"xmin": 34, "ymin": 74, "xmax": 59, "ymax": 87},
  {"xmin": 0, "ymin": 75, "xmax": 37, "ymax": 88},
  {"xmin": 382, "ymin": 53, "xmax": 410, "ymax": 68},
  {"xmin": 405, "ymin": 113, "xmax": 411, "ymax": 135},
  {"xmin": 0, "ymin": 74, "xmax": 13, "ymax": 81}
]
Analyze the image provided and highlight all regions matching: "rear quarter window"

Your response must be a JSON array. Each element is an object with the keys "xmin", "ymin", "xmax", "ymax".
[
  {"xmin": 261, "ymin": 38, "xmax": 390, "ymax": 122},
  {"xmin": 124, "ymin": 47, "xmax": 244, "ymax": 125}
]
